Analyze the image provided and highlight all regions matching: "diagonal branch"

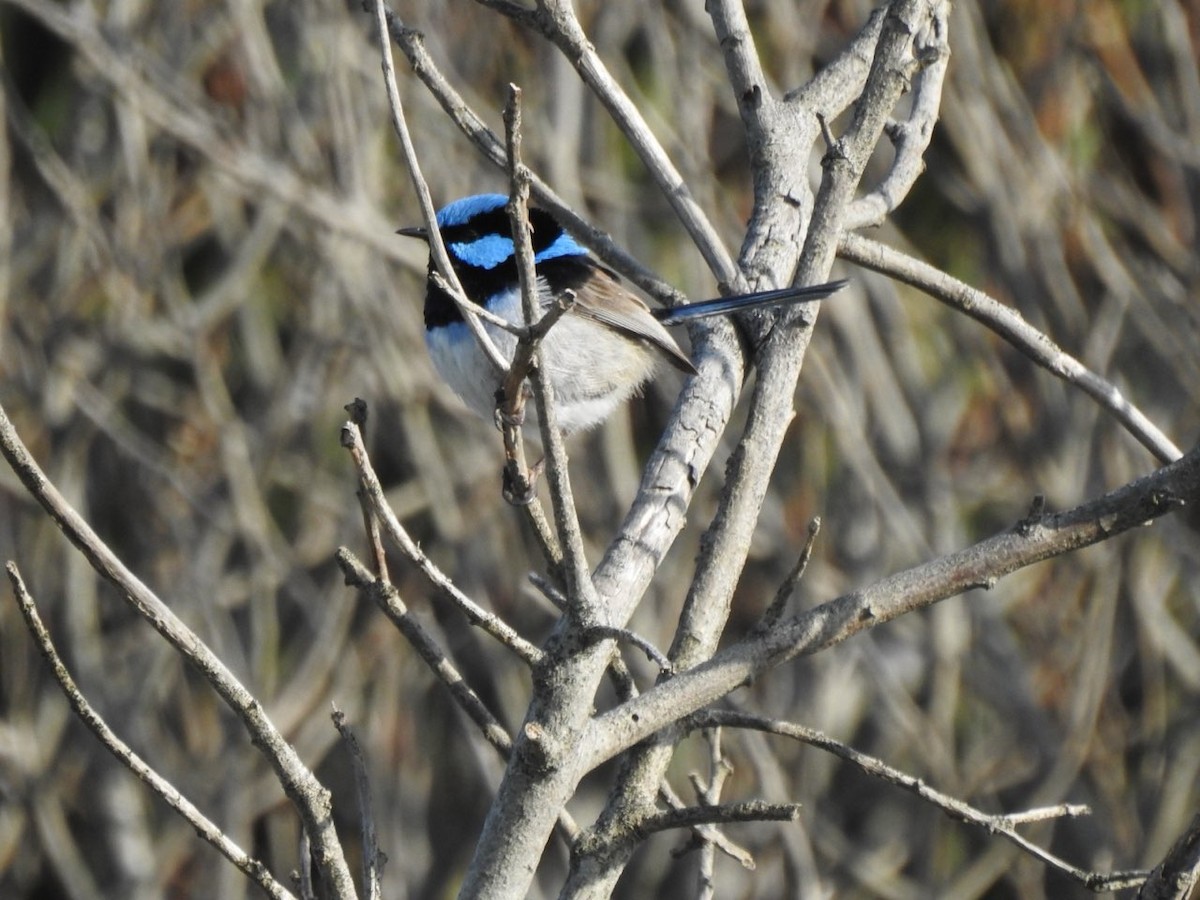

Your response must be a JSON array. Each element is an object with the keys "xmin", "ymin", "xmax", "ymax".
[
  {"xmin": 331, "ymin": 707, "xmax": 383, "ymax": 900},
  {"xmin": 478, "ymin": 0, "xmax": 742, "ymax": 290},
  {"xmin": 583, "ymin": 442, "xmax": 1200, "ymax": 770},
  {"xmin": 1139, "ymin": 814, "xmax": 1200, "ymax": 900},
  {"xmin": 370, "ymin": 0, "xmax": 510, "ymax": 375},
  {"xmin": 6, "ymin": 563, "xmax": 299, "ymax": 900},
  {"xmin": 501, "ymin": 86, "xmax": 597, "ymax": 621},
  {"xmin": 340, "ymin": 420, "xmax": 542, "ymax": 665},
  {"xmin": 692, "ymin": 709, "xmax": 1147, "ymax": 892},
  {"xmin": 336, "ymin": 549, "xmax": 514, "ymax": 757},
  {"xmin": 0, "ymin": 402, "xmax": 358, "ymax": 897},
  {"xmin": 838, "ymin": 231, "xmax": 1182, "ymax": 464}
]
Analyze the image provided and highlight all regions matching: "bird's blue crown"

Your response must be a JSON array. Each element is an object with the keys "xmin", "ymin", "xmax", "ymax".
[
  {"xmin": 422, "ymin": 194, "xmax": 596, "ymax": 329},
  {"xmin": 435, "ymin": 193, "xmax": 589, "ymax": 271},
  {"xmin": 434, "ymin": 193, "xmax": 508, "ymax": 227}
]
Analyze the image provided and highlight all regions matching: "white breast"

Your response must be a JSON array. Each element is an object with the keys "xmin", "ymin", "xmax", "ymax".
[{"xmin": 424, "ymin": 283, "xmax": 661, "ymax": 433}]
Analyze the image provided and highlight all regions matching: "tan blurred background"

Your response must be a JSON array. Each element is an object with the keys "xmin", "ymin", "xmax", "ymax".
[{"xmin": 0, "ymin": 0, "xmax": 1198, "ymax": 897}]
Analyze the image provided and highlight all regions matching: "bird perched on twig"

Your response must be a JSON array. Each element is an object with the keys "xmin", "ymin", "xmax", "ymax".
[{"xmin": 399, "ymin": 193, "xmax": 846, "ymax": 434}]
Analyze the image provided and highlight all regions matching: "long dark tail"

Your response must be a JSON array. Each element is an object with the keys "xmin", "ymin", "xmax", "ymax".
[{"xmin": 653, "ymin": 279, "xmax": 848, "ymax": 325}]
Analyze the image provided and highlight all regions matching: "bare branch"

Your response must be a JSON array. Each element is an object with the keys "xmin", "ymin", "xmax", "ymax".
[
  {"xmin": 798, "ymin": 0, "xmax": 931, "ymax": 283},
  {"xmin": 339, "ymin": 419, "xmax": 542, "ymax": 665},
  {"xmin": 838, "ymin": 231, "xmax": 1183, "ymax": 464},
  {"xmin": 660, "ymin": 781, "xmax": 756, "ymax": 870},
  {"xmin": 369, "ymin": 0, "xmax": 510, "ymax": 374},
  {"xmin": 0, "ymin": 403, "xmax": 357, "ymax": 897},
  {"xmin": 583, "ymin": 626, "xmax": 672, "ymax": 675},
  {"xmin": 635, "ymin": 801, "xmax": 801, "ymax": 841},
  {"xmin": 336, "ymin": 548, "xmax": 514, "ymax": 757},
  {"xmin": 706, "ymin": 0, "xmax": 776, "ymax": 164},
  {"xmin": 501, "ymin": 85, "xmax": 600, "ymax": 625},
  {"xmin": 691, "ymin": 709, "xmax": 1147, "ymax": 892},
  {"xmin": 583, "ymin": 442, "xmax": 1200, "ymax": 768},
  {"xmin": 1000, "ymin": 805, "xmax": 1093, "ymax": 826},
  {"xmin": 346, "ymin": 400, "xmax": 392, "ymax": 582},
  {"xmin": 788, "ymin": 7, "xmax": 888, "ymax": 116},
  {"xmin": 845, "ymin": 0, "xmax": 951, "ymax": 229},
  {"xmin": 491, "ymin": 95, "xmax": 568, "ymax": 557},
  {"xmin": 1139, "ymin": 814, "xmax": 1200, "ymax": 900},
  {"xmin": 5, "ymin": 563, "xmax": 298, "ymax": 900},
  {"xmin": 331, "ymin": 706, "xmax": 383, "ymax": 900},
  {"xmin": 691, "ymin": 727, "xmax": 731, "ymax": 900},
  {"xmin": 758, "ymin": 516, "xmax": 821, "ymax": 629}
]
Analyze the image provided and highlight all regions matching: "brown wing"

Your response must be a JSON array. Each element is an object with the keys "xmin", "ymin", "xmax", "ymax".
[{"xmin": 562, "ymin": 268, "xmax": 697, "ymax": 375}]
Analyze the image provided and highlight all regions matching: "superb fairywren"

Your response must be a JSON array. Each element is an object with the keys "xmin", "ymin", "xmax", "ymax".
[{"xmin": 399, "ymin": 193, "xmax": 846, "ymax": 434}]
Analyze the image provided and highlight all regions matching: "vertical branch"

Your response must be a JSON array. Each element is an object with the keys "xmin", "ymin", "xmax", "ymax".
[
  {"xmin": 332, "ymin": 707, "xmax": 382, "ymax": 900},
  {"xmin": 693, "ymin": 728, "xmax": 730, "ymax": 900},
  {"xmin": 501, "ymin": 85, "xmax": 599, "ymax": 622},
  {"xmin": 345, "ymin": 399, "xmax": 391, "ymax": 581}
]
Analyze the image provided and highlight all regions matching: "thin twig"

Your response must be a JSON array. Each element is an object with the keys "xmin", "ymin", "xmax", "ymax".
[
  {"xmin": 584, "ymin": 625, "xmax": 673, "ymax": 674},
  {"xmin": 1001, "ymin": 804, "xmax": 1093, "ymax": 826},
  {"xmin": 331, "ymin": 706, "xmax": 383, "ymax": 900},
  {"xmin": 340, "ymin": 419, "xmax": 542, "ymax": 665},
  {"xmin": 635, "ymin": 800, "xmax": 802, "ymax": 838},
  {"xmin": 501, "ymin": 84, "xmax": 600, "ymax": 625},
  {"xmin": 837, "ymin": 231, "xmax": 1182, "ymax": 464},
  {"xmin": 0, "ymin": 402, "xmax": 357, "ymax": 896},
  {"xmin": 758, "ymin": 516, "xmax": 821, "ymax": 629},
  {"xmin": 496, "ymin": 86, "xmax": 576, "ymax": 524},
  {"xmin": 344, "ymin": 401, "xmax": 391, "ymax": 582},
  {"xmin": 370, "ymin": 0, "xmax": 511, "ymax": 372},
  {"xmin": 661, "ymin": 781, "xmax": 755, "ymax": 869},
  {"xmin": 336, "ymin": 548, "xmax": 514, "ymax": 755},
  {"xmin": 5, "ymin": 563, "xmax": 298, "ymax": 900},
  {"xmin": 336, "ymin": 549, "xmax": 582, "ymax": 844},
  {"xmin": 692, "ymin": 727, "xmax": 731, "ymax": 900},
  {"xmin": 572, "ymin": 797, "xmax": 799, "ymax": 860},
  {"xmin": 690, "ymin": 709, "xmax": 1149, "ymax": 892},
  {"xmin": 529, "ymin": 574, "xmax": 657, "ymax": 703}
]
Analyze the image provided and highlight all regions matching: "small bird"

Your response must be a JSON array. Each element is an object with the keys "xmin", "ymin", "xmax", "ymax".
[{"xmin": 399, "ymin": 193, "xmax": 846, "ymax": 434}]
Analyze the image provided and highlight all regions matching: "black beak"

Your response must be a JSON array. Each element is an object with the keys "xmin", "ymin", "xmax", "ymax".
[{"xmin": 395, "ymin": 225, "xmax": 428, "ymax": 241}]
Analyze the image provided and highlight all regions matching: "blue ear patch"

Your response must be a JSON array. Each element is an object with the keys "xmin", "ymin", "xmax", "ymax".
[
  {"xmin": 436, "ymin": 193, "xmax": 508, "ymax": 227},
  {"xmin": 534, "ymin": 231, "xmax": 587, "ymax": 262},
  {"xmin": 449, "ymin": 234, "xmax": 515, "ymax": 270}
]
